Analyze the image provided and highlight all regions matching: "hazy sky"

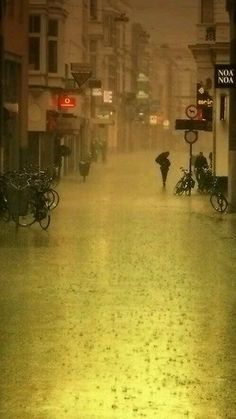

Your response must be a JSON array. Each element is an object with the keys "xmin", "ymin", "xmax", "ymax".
[{"xmin": 129, "ymin": 0, "xmax": 198, "ymax": 47}]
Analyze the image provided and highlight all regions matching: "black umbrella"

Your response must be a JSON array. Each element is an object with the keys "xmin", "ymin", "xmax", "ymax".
[{"xmin": 155, "ymin": 151, "xmax": 169, "ymax": 164}]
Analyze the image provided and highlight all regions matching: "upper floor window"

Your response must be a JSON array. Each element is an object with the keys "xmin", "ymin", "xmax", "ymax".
[
  {"xmin": 29, "ymin": 38, "xmax": 40, "ymax": 70},
  {"xmin": 103, "ymin": 14, "xmax": 114, "ymax": 47},
  {"xmin": 47, "ymin": 19, "xmax": 59, "ymax": 73},
  {"xmin": 29, "ymin": 15, "xmax": 41, "ymax": 33},
  {"xmin": 90, "ymin": 0, "xmax": 97, "ymax": 20},
  {"xmin": 29, "ymin": 15, "xmax": 41, "ymax": 71},
  {"xmin": 48, "ymin": 19, "xmax": 58, "ymax": 36},
  {"xmin": 201, "ymin": 0, "xmax": 214, "ymax": 23}
]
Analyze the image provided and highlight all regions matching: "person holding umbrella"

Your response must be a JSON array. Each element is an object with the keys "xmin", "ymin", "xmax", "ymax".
[{"xmin": 155, "ymin": 151, "xmax": 171, "ymax": 187}]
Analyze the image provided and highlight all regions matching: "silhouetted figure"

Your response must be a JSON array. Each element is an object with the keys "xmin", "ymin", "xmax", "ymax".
[
  {"xmin": 194, "ymin": 151, "xmax": 208, "ymax": 189},
  {"xmin": 98, "ymin": 137, "xmax": 108, "ymax": 163},
  {"xmin": 155, "ymin": 151, "xmax": 171, "ymax": 187}
]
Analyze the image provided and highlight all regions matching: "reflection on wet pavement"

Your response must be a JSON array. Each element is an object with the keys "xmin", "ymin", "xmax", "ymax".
[{"xmin": 1, "ymin": 151, "xmax": 236, "ymax": 418}]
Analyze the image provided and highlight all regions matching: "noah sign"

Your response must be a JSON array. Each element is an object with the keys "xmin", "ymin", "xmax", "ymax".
[{"xmin": 215, "ymin": 65, "xmax": 236, "ymax": 88}]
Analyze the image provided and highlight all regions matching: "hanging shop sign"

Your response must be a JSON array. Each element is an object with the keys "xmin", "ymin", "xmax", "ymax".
[
  {"xmin": 136, "ymin": 90, "xmax": 149, "ymax": 100},
  {"xmin": 71, "ymin": 63, "xmax": 92, "ymax": 88},
  {"xmin": 103, "ymin": 90, "xmax": 113, "ymax": 103},
  {"xmin": 58, "ymin": 96, "xmax": 76, "ymax": 108},
  {"xmin": 149, "ymin": 115, "xmax": 157, "ymax": 125},
  {"xmin": 215, "ymin": 65, "xmax": 236, "ymax": 88},
  {"xmin": 92, "ymin": 88, "xmax": 103, "ymax": 97}
]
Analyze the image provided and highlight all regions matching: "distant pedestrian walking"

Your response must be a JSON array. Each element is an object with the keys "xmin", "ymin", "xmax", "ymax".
[
  {"xmin": 98, "ymin": 136, "xmax": 108, "ymax": 163},
  {"xmin": 155, "ymin": 151, "xmax": 171, "ymax": 187}
]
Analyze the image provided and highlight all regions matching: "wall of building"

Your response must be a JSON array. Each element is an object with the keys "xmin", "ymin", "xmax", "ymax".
[
  {"xmin": 3, "ymin": 0, "xmax": 29, "ymax": 170},
  {"xmin": 190, "ymin": 0, "xmax": 230, "ymax": 174}
]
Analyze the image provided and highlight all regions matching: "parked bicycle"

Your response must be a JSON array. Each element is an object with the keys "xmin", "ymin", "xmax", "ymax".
[
  {"xmin": 209, "ymin": 176, "xmax": 228, "ymax": 213},
  {"xmin": 174, "ymin": 167, "xmax": 195, "ymax": 196},
  {"xmin": 0, "ymin": 166, "xmax": 60, "ymax": 229},
  {"xmin": 16, "ymin": 185, "xmax": 51, "ymax": 230},
  {"xmin": 196, "ymin": 167, "xmax": 214, "ymax": 194}
]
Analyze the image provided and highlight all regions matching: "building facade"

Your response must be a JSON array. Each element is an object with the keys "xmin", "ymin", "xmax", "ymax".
[
  {"xmin": 28, "ymin": 0, "xmax": 91, "ymax": 174},
  {"xmin": 148, "ymin": 44, "xmax": 197, "ymax": 151},
  {"xmin": 1, "ymin": 0, "xmax": 28, "ymax": 171},
  {"xmin": 88, "ymin": 0, "xmax": 136, "ymax": 153},
  {"xmin": 189, "ymin": 0, "xmax": 230, "ymax": 175}
]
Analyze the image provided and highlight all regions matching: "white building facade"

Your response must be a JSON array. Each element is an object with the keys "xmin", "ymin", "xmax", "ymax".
[{"xmin": 189, "ymin": 0, "xmax": 230, "ymax": 175}]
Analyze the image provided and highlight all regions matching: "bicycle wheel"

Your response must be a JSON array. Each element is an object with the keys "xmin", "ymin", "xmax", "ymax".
[
  {"xmin": 174, "ymin": 180, "xmax": 184, "ymax": 195},
  {"xmin": 14, "ymin": 202, "xmax": 36, "ymax": 227},
  {"xmin": 45, "ymin": 189, "xmax": 59, "ymax": 210},
  {"xmin": 210, "ymin": 192, "xmax": 228, "ymax": 213},
  {"xmin": 39, "ymin": 212, "xmax": 51, "ymax": 230},
  {"xmin": 185, "ymin": 181, "xmax": 192, "ymax": 195}
]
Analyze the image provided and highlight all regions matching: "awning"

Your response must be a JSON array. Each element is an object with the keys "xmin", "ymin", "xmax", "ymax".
[{"xmin": 4, "ymin": 102, "xmax": 19, "ymax": 113}]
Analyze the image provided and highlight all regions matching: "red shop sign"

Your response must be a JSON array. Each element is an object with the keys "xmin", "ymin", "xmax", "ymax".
[{"xmin": 58, "ymin": 96, "xmax": 76, "ymax": 108}]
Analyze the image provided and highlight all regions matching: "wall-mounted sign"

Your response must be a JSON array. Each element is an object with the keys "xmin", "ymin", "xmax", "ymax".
[
  {"xmin": 185, "ymin": 104, "xmax": 198, "ymax": 119},
  {"xmin": 175, "ymin": 119, "xmax": 209, "ymax": 131},
  {"xmin": 184, "ymin": 130, "xmax": 198, "ymax": 144},
  {"xmin": 136, "ymin": 90, "xmax": 149, "ymax": 99},
  {"xmin": 71, "ymin": 63, "xmax": 92, "ymax": 87},
  {"xmin": 163, "ymin": 119, "xmax": 170, "ymax": 129},
  {"xmin": 149, "ymin": 115, "xmax": 157, "ymax": 125},
  {"xmin": 58, "ymin": 96, "xmax": 76, "ymax": 108},
  {"xmin": 215, "ymin": 65, "xmax": 236, "ymax": 88},
  {"xmin": 197, "ymin": 83, "xmax": 213, "ymax": 107},
  {"xmin": 103, "ymin": 90, "xmax": 113, "ymax": 103},
  {"xmin": 137, "ymin": 73, "xmax": 149, "ymax": 82},
  {"xmin": 92, "ymin": 88, "xmax": 103, "ymax": 97}
]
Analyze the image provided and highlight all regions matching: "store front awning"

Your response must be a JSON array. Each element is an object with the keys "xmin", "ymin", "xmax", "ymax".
[{"xmin": 4, "ymin": 102, "xmax": 19, "ymax": 113}]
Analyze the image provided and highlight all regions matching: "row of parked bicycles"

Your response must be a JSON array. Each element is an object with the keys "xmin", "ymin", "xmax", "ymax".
[
  {"xmin": 0, "ymin": 166, "xmax": 60, "ymax": 230},
  {"xmin": 174, "ymin": 167, "xmax": 228, "ymax": 213}
]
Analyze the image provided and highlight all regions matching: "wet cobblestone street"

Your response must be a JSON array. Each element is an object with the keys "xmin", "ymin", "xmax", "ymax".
[{"xmin": 1, "ymin": 151, "xmax": 236, "ymax": 419}]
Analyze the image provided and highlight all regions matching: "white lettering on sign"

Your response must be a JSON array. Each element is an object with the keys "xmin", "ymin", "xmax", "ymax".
[
  {"xmin": 217, "ymin": 69, "xmax": 235, "ymax": 85},
  {"xmin": 218, "ymin": 69, "xmax": 234, "ymax": 76},
  {"xmin": 197, "ymin": 98, "xmax": 213, "ymax": 106},
  {"xmin": 218, "ymin": 76, "xmax": 234, "ymax": 84}
]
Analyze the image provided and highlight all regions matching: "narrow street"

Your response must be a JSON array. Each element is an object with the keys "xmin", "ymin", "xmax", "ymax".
[{"xmin": 1, "ymin": 150, "xmax": 236, "ymax": 419}]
